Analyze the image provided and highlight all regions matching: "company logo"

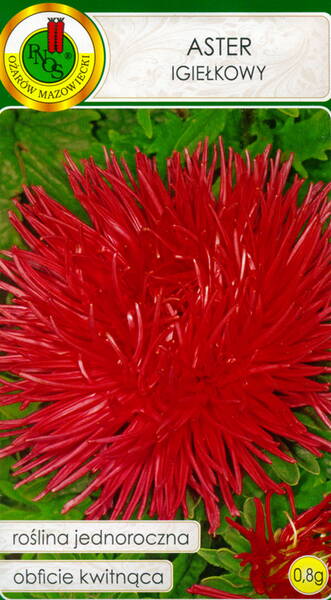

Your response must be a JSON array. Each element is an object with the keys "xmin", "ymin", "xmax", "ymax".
[{"xmin": 0, "ymin": 3, "xmax": 105, "ymax": 111}]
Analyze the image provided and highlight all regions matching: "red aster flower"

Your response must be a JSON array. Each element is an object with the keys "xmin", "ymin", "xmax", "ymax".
[
  {"xmin": 0, "ymin": 142, "xmax": 330, "ymax": 531},
  {"xmin": 188, "ymin": 489, "xmax": 331, "ymax": 599}
]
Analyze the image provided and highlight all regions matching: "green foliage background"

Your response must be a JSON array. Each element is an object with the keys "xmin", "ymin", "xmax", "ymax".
[{"xmin": 0, "ymin": 107, "xmax": 330, "ymax": 599}]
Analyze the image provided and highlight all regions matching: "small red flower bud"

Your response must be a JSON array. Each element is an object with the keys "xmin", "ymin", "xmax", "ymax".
[{"xmin": 188, "ymin": 489, "xmax": 331, "ymax": 598}]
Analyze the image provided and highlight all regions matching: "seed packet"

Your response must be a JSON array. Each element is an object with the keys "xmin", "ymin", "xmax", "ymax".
[{"xmin": 0, "ymin": 1, "xmax": 330, "ymax": 599}]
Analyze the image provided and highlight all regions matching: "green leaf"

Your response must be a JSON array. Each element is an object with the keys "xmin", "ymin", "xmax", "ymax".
[
  {"xmin": 295, "ymin": 410, "xmax": 331, "ymax": 441},
  {"xmin": 239, "ymin": 564, "xmax": 251, "ymax": 581},
  {"xmin": 0, "ymin": 455, "xmax": 14, "ymax": 479},
  {"xmin": 148, "ymin": 109, "xmax": 227, "ymax": 176},
  {"xmin": 172, "ymin": 109, "xmax": 227, "ymax": 150},
  {"xmin": 221, "ymin": 526, "xmax": 251, "ymax": 554},
  {"xmin": 160, "ymin": 553, "xmax": 206, "ymax": 598},
  {"xmin": 266, "ymin": 451, "xmax": 300, "ymax": 485},
  {"xmin": 15, "ymin": 109, "xmax": 102, "ymax": 211},
  {"xmin": 220, "ymin": 108, "xmax": 244, "ymax": 152},
  {"xmin": 0, "ymin": 111, "xmax": 23, "ymax": 199},
  {"xmin": 241, "ymin": 476, "xmax": 264, "ymax": 499},
  {"xmin": 198, "ymin": 548, "xmax": 220, "ymax": 568},
  {"xmin": 278, "ymin": 108, "xmax": 300, "ymax": 118},
  {"xmin": 201, "ymin": 575, "xmax": 253, "ymax": 595},
  {"xmin": 0, "ymin": 506, "xmax": 36, "ymax": 519},
  {"xmin": 137, "ymin": 109, "xmax": 153, "ymax": 138},
  {"xmin": 193, "ymin": 498, "xmax": 207, "ymax": 523},
  {"xmin": 215, "ymin": 504, "xmax": 232, "ymax": 536},
  {"xmin": 0, "ymin": 111, "xmax": 22, "ymax": 248},
  {"xmin": 220, "ymin": 573, "xmax": 252, "ymax": 589},
  {"xmin": 267, "ymin": 492, "xmax": 292, "ymax": 530},
  {"xmin": 199, "ymin": 548, "xmax": 241, "ymax": 573},
  {"xmin": 0, "ymin": 108, "xmax": 103, "ymax": 249},
  {"xmin": 0, "ymin": 479, "xmax": 40, "ymax": 508},
  {"xmin": 241, "ymin": 497, "xmax": 256, "ymax": 529},
  {"xmin": 277, "ymin": 110, "xmax": 331, "ymax": 177},
  {"xmin": 291, "ymin": 445, "xmax": 320, "ymax": 475},
  {"xmin": 246, "ymin": 109, "xmax": 277, "ymax": 155},
  {"xmin": 95, "ymin": 109, "xmax": 137, "ymax": 145},
  {"xmin": 303, "ymin": 157, "xmax": 331, "ymax": 182},
  {"xmin": 294, "ymin": 480, "xmax": 331, "ymax": 510}
]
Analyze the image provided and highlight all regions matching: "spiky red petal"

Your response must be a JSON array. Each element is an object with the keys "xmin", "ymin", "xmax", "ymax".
[{"xmin": 0, "ymin": 141, "xmax": 330, "ymax": 531}]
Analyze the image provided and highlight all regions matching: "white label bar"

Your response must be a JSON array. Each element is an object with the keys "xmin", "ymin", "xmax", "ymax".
[
  {"xmin": 0, "ymin": 560, "xmax": 173, "ymax": 592},
  {"xmin": 88, "ymin": 13, "xmax": 330, "ymax": 101},
  {"xmin": 0, "ymin": 520, "xmax": 200, "ymax": 553}
]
